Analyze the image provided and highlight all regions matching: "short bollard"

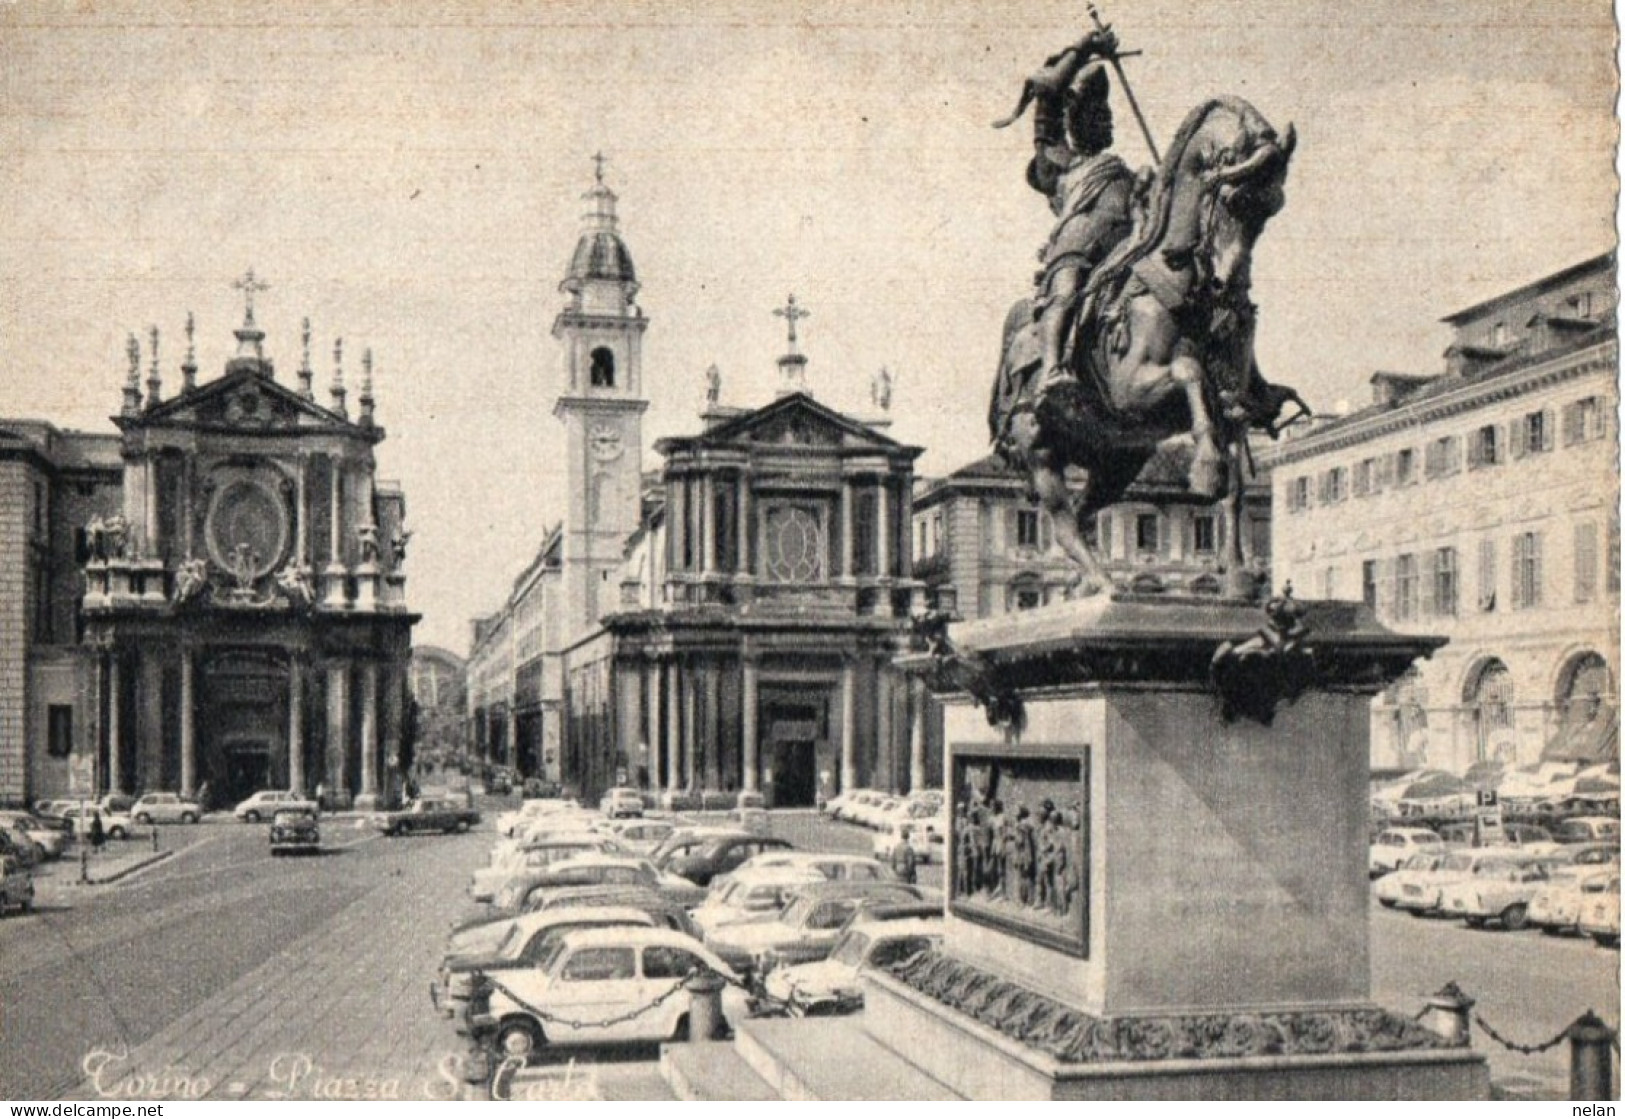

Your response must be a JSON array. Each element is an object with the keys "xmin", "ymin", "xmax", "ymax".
[
  {"xmin": 151, "ymin": 826, "xmax": 160, "ymax": 852},
  {"xmin": 684, "ymin": 970, "xmax": 728, "ymax": 1042},
  {"xmin": 1567, "ymin": 1010, "xmax": 1616, "ymax": 1101},
  {"xmin": 1418, "ymin": 981, "xmax": 1475, "ymax": 1046}
]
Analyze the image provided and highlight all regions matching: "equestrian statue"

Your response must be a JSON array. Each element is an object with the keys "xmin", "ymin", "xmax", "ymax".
[{"xmin": 988, "ymin": 16, "xmax": 1310, "ymax": 597}]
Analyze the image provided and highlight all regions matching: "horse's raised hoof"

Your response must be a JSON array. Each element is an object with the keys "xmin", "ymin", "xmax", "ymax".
[{"xmin": 1189, "ymin": 448, "xmax": 1223, "ymax": 498}]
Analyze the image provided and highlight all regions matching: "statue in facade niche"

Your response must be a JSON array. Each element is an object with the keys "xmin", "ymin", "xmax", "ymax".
[
  {"xmin": 172, "ymin": 558, "xmax": 209, "ymax": 605},
  {"xmin": 872, "ymin": 366, "xmax": 893, "ymax": 412},
  {"xmin": 988, "ymin": 20, "xmax": 1309, "ymax": 597},
  {"xmin": 357, "ymin": 523, "xmax": 380, "ymax": 564},
  {"xmin": 274, "ymin": 562, "xmax": 316, "ymax": 609},
  {"xmin": 704, "ymin": 364, "xmax": 721, "ymax": 406},
  {"xmin": 86, "ymin": 514, "xmax": 132, "ymax": 561},
  {"xmin": 390, "ymin": 527, "xmax": 412, "ymax": 567}
]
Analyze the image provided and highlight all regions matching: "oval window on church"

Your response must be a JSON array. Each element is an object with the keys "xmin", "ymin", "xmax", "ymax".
[
  {"xmin": 764, "ymin": 505, "xmax": 824, "ymax": 583},
  {"xmin": 206, "ymin": 479, "xmax": 289, "ymax": 580}
]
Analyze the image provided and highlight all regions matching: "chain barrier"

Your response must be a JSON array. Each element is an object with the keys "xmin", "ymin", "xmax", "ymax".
[
  {"xmin": 481, "ymin": 970, "xmax": 689, "ymax": 1032},
  {"xmin": 1473, "ymin": 1012, "xmax": 1578, "ymax": 1056}
]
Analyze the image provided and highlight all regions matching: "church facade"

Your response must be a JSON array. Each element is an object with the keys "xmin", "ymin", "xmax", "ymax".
[
  {"xmin": 467, "ymin": 170, "xmax": 934, "ymax": 805},
  {"xmin": 0, "ymin": 289, "xmax": 417, "ymax": 809}
]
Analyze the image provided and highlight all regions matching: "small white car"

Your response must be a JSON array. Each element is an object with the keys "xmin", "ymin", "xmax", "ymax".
[
  {"xmin": 462, "ymin": 926, "xmax": 743, "ymax": 1057},
  {"xmin": 1369, "ymin": 827, "xmax": 1444, "ymax": 877},
  {"xmin": 690, "ymin": 867, "xmax": 827, "ymax": 939},
  {"xmin": 598, "ymin": 787, "xmax": 645, "ymax": 819},
  {"xmin": 496, "ymin": 798, "xmax": 582, "ymax": 838},
  {"xmin": 0, "ymin": 813, "xmax": 66, "ymax": 861},
  {"xmin": 1528, "ymin": 844, "xmax": 1620, "ymax": 934},
  {"xmin": 59, "ymin": 804, "xmax": 136, "ymax": 840},
  {"xmin": 130, "ymin": 792, "xmax": 203, "ymax": 825},
  {"xmin": 1374, "ymin": 851, "xmax": 1450, "ymax": 909},
  {"xmin": 1579, "ymin": 875, "xmax": 1620, "ymax": 947},
  {"xmin": 762, "ymin": 918, "xmax": 942, "ymax": 1016},
  {"xmin": 233, "ymin": 790, "xmax": 319, "ymax": 823}
]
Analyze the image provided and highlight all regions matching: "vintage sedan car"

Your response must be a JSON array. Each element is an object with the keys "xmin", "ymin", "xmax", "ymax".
[
  {"xmin": 593, "ymin": 818, "xmax": 678, "ymax": 857},
  {"xmin": 0, "ymin": 813, "xmax": 65, "ymax": 861},
  {"xmin": 689, "ymin": 867, "xmax": 828, "ymax": 939},
  {"xmin": 432, "ymin": 906, "xmax": 666, "ymax": 1018},
  {"xmin": 704, "ymin": 880, "xmax": 928, "ymax": 974},
  {"xmin": 461, "ymin": 926, "xmax": 743, "ymax": 1059},
  {"xmin": 1374, "ymin": 851, "xmax": 1451, "ymax": 909},
  {"xmin": 268, "ymin": 809, "xmax": 321, "ymax": 856},
  {"xmin": 234, "ymin": 790, "xmax": 319, "ymax": 823},
  {"xmin": 1554, "ymin": 816, "xmax": 1623, "ymax": 845},
  {"xmin": 730, "ymin": 850, "xmax": 896, "ymax": 885},
  {"xmin": 0, "ymin": 855, "xmax": 34, "ymax": 916},
  {"xmin": 761, "ymin": 917, "xmax": 942, "ymax": 1017},
  {"xmin": 496, "ymin": 798, "xmax": 582, "ymax": 838},
  {"xmin": 1529, "ymin": 844, "xmax": 1622, "ymax": 933},
  {"xmin": 130, "ymin": 792, "xmax": 204, "ymax": 825},
  {"xmin": 1368, "ymin": 827, "xmax": 1444, "ymax": 877},
  {"xmin": 1439, "ymin": 855, "xmax": 1555, "ymax": 930},
  {"xmin": 598, "ymin": 787, "xmax": 645, "ymax": 819},
  {"xmin": 660, "ymin": 832, "xmax": 795, "ymax": 888},
  {"xmin": 1578, "ymin": 875, "xmax": 1620, "ymax": 947},
  {"xmin": 371, "ymin": 797, "xmax": 480, "ymax": 837},
  {"xmin": 59, "ymin": 805, "xmax": 136, "ymax": 840},
  {"xmin": 494, "ymin": 856, "xmax": 707, "ymax": 913},
  {"xmin": 469, "ymin": 838, "xmax": 619, "ymax": 903}
]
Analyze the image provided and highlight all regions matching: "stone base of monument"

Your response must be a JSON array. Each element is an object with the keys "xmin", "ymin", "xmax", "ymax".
[{"xmin": 883, "ymin": 592, "xmax": 1490, "ymax": 1100}]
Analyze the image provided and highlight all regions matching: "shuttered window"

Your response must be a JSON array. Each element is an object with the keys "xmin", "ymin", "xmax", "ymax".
[
  {"xmin": 1394, "ymin": 554, "xmax": 1419, "ymax": 621},
  {"xmin": 1511, "ymin": 532, "xmax": 1543, "ymax": 609},
  {"xmin": 1478, "ymin": 537, "xmax": 1497, "ymax": 612},
  {"xmin": 1574, "ymin": 522, "xmax": 1599, "ymax": 603}
]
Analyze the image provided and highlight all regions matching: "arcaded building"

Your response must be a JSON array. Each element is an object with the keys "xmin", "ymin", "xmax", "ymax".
[
  {"xmin": 1, "ymin": 289, "xmax": 417, "ymax": 809},
  {"xmin": 1263, "ymin": 253, "xmax": 1618, "ymax": 773}
]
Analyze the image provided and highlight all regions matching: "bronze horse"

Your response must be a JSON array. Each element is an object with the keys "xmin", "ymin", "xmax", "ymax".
[{"xmin": 990, "ymin": 96, "xmax": 1309, "ymax": 596}]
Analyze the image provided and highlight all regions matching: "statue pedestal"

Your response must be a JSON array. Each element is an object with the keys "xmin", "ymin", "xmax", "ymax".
[
  {"xmin": 353, "ymin": 562, "xmax": 380, "ymax": 612},
  {"xmin": 321, "ymin": 564, "xmax": 349, "ymax": 609},
  {"xmin": 882, "ymin": 594, "xmax": 1488, "ymax": 1099}
]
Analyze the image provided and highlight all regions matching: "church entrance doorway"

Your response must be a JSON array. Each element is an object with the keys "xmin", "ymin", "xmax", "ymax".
[
  {"xmin": 761, "ymin": 693, "xmax": 829, "ymax": 809},
  {"xmin": 769, "ymin": 741, "xmax": 817, "ymax": 808},
  {"xmin": 223, "ymin": 741, "xmax": 273, "ymax": 803},
  {"xmin": 200, "ymin": 651, "xmax": 289, "ymax": 806}
]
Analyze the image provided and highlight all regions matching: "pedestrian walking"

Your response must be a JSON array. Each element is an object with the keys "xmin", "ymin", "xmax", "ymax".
[
  {"xmin": 88, "ymin": 809, "xmax": 106, "ymax": 853},
  {"xmin": 891, "ymin": 829, "xmax": 919, "ymax": 885}
]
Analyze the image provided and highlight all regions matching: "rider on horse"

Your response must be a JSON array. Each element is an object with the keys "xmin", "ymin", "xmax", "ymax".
[{"xmin": 1009, "ymin": 27, "xmax": 1147, "ymax": 400}]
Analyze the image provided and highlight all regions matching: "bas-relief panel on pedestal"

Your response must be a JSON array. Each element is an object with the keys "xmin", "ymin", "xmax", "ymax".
[{"xmin": 950, "ymin": 745, "xmax": 1089, "ymax": 958}]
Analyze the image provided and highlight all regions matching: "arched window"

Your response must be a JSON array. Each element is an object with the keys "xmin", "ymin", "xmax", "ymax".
[
  {"xmin": 590, "ymin": 347, "xmax": 616, "ymax": 388},
  {"xmin": 1556, "ymin": 652, "xmax": 1614, "ymax": 727},
  {"xmin": 1465, "ymin": 659, "xmax": 1515, "ymax": 762}
]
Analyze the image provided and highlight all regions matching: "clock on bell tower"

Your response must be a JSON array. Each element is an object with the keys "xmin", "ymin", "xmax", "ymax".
[{"xmin": 552, "ymin": 157, "xmax": 649, "ymax": 638}]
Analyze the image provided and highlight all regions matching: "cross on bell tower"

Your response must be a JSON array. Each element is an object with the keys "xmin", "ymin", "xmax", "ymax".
[
  {"xmin": 231, "ymin": 268, "xmax": 270, "ymax": 361},
  {"xmin": 773, "ymin": 293, "xmax": 812, "ymax": 397}
]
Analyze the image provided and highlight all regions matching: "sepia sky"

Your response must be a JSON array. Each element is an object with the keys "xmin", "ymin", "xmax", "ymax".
[{"xmin": 0, "ymin": 0, "xmax": 1617, "ymax": 653}]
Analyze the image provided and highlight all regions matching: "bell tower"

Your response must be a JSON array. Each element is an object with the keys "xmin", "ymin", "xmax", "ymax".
[{"xmin": 552, "ymin": 155, "xmax": 649, "ymax": 638}]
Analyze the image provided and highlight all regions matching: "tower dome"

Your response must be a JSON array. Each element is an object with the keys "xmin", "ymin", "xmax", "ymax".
[{"xmin": 560, "ymin": 159, "xmax": 638, "ymax": 294}]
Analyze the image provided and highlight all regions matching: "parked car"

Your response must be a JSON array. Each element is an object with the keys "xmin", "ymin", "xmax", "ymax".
[
  {"xmin": 1529, "ymin": 845, "xmax": 1622, "ymax": 935},
  {"xmin": 484, "ymin": 768, "xmax": 515, "ymax": 796},
  {"xmin": 266, "ymin": 808, "xmax": 320, "ymax": 856},
  {"xmin": 594, "ymin": 818, "xmax": 678, "ymax": 857},
  {"xmin": 0, "ymin": 855, "xmax": 34, "ymax": 916},
  {"xmin": 130, "ymin": 793, "xmax": 203, "ymax": 825},
  {"xmin": 28, "ymin": 801, "xmax": 77, "ymax": 832},
  {"xmin": 1438, "ymin": 854, "xmax": 1556, "ymax": 929},
  {"xmin": 704, "ymin": 880, "xmax": 928, "ymax": 974},
  {"xmin": 493, "ymin": 856, "xmax": 707, "ymax": 913},
  {"xmin": 0, "ymin": 828, "xmax": 41, "ymax": 869},
  {"xmin": 1391, "ymin": 848, "xmax": 1508, "ymax": 916},
  {"xmin": 730, "ymin": 850, "xmax": 896, "ymax": 885},
  {"xmin": 690, "ymin": 867, "xmax": 828, "ymax": 940},
  {"xmin": 1499, "ymin": 823, "xmax": 1562, "ymax": 855},
  {"xmin": 60, "ymin": 804, "xmax": 136, "ymax": 840},
  {"xmin": 1368, "ymin": 827, "xmax": 1444, "ymax": 877},
  {"xmin": 598, "ymin": 787, "xmax": 645, "ymax": 819},
  {"xmin": 761, "ymin": 917, "xmax": 942, "ymax": 1016},
  {"xmin": 1374, "ymin": 851, "xmax": 1451, "ymax": 909},
  {"xmin": 469, "ymin": 838, "xmax": 619, "ymax": 902},
  {"xmin": 460, "ymin": 926, "xmax": 743, "ymax": 1058},
  {"xmin": 371, "ymin": 797, "xmax": 480, "ymax": 837},
  {"xmin": 496, "ymin": 798, "xmax": 582, "ymax": 838},
  {"xmin": 1554, "ymin": 816, "xmax": 1623, "ymax": 845},
  {"xmin": 234, "ymin": 791, "xmax": 319, "ymax": 823},
  {"xmin": 433, "ymin": 906, "xmax": 668, "ymax": 1018},
  {"xmin": 1578, "ymin": 875, "xmax": 1620, "ymax": 947},
  {"xmin": 660, "ymin": 832, "xmax": 795, "ymax": 888},
  {"xmin": 0, "ymin": 813, "xmax": 64, "ymax": 861}
]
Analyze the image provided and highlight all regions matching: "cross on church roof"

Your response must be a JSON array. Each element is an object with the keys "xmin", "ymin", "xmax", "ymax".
[
  {"xmin": 773, "ymin": 294, "xmax": 810, "ymax": 353},
  {"xmin": 592, "ymin": 151, "xmax": 608, "ymax": 185},
  {"xmin": 232, "ymin": 268, "xmax": 270, "ymax": 326}
]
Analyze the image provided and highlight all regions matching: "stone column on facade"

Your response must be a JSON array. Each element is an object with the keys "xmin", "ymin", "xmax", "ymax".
[
  {"xmin": 106, "ymin": 651, "xmax": 123, "ymax": 795},
  {"xmin": 324, "ymin": 455, "xmax": 348, "ymax": 607},
  {"xmin": 144, "ymin": 452, "xmax": 160, "ymax": 557},
  {"xmin": 741, "ymin": 654, "xmax": 760, "ymax": 793},
  {"xmin": 643, "ymin": 660, "xmax": 660, "ymax": 790},
  {"xmin": 840, "ymin": 657, "xmax": 857, "ymax": 793},
  {"xmin": 704, "ymin": 663, "xmax": 721, "ymax": 790},
  {"xmin": 356, "ymin": 662, "xmax": 380, "ymax": 809},
  {"xmin": 875, "ymin": 663, "xmax": 894, "ymax": 792},
  {"xmin": 326, "ymin": 661, "xmax": 350, "ymax": 807},
  {"xmin": 179, "ymin": 648, "xmax": 197, "ymax": 797},
  {"xmin": 683, "ymin": 667, "xmax": 699, "ymax": 790},
  {"xmin": 840, "ymin": 478, "xmax": 855, "ymax": 580},
  {"xmin": 181, "ymin": 458, "xmax": 195, "ymax": 559},
  {"xmin": 382, "ymin": 659, "xmax": 404, "ymax": 803},
  {"xmin": 736, "ymin": 473, "xmax": 752, "ymax": 578},
  {"xmin": 287, "ymin": 656, "xmax": 306, "ymax": 797},
  {"xmin": 877, "ymin": 478, "xmax": 892, "ymax": 581},
  {"xmin": 664, "ymin": 662, "xmax": 681, "ymax": 792},
  {"xmin": 700, "ymin": 472, "xmax": 714, "ymax": 575},
  {"xmin": 295, "ymin": 453, "xmax": 310, "ymax": 566},
  {"xmin": 909, "ymin": 677, "xmax": 928, "ymax": 794},
  {"xmin": 139, "ymin": 648, "xmax": 164, "ymax": 792}
]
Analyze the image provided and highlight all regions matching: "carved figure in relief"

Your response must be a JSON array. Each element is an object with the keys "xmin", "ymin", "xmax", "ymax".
[
  {"xmin": 390, "ymin": 527, "xmax": 412, "ymax": 567},
  {"xmin": 357, "ymin": 523, "xmax": 380, "ymax": 564},
  {"xmin": 172, "ymin": 558, "xmax": 209, "ymax": 605},
  {"xmin": 275, "ymin": 562, "xmax": 316, "ymax": 609}
]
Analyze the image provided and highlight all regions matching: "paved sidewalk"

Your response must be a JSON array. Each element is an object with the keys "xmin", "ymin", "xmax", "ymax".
[{"xmin": 61, "ymin": 842, "xmax": 481, "ymax": 1102}]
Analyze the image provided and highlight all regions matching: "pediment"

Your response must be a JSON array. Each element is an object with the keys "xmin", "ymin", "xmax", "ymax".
[
  {"xmin": 710, "ymin": 393, "xmax": 903, "ymax": 452},
  {"xmin": 134, "ymin": 369, "xmax": 352, "ymax": 433}
]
